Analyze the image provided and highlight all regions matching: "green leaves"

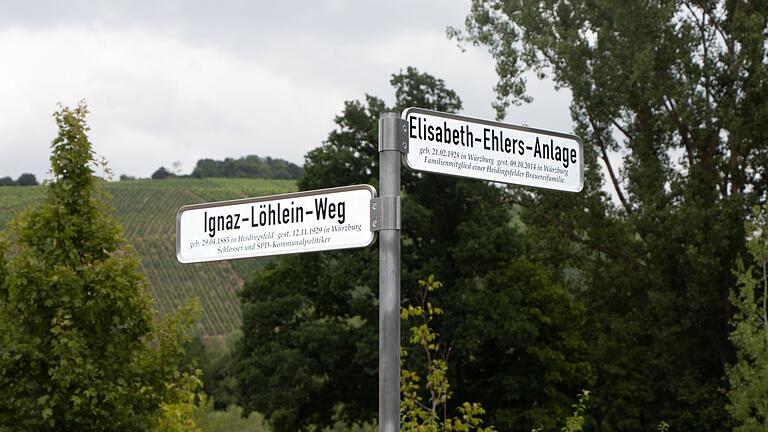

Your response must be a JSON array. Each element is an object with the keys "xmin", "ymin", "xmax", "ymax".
[
  {"xmin": 0, "ymin": 102, "xmax": 201, "ymax": 431},
  {"xmin": 726, "ymin": 207, "xmax": 768, "ymax": 431},
  {"xmin": 401, "ymin": 276, "xmax": 495, "ymax": 432},
  {"xmin": 459, "ymin": 0, "xmax": 768, "ymax": 429}
]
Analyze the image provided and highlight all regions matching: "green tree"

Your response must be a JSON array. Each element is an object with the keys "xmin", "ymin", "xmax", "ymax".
[
  {"xmin": 727, "ymin": 207, "xmax": 768, "ymax": 431},
  {"xmin": 454, "ymin": 1, "xmax": 768, "ymax": 429},
  {"xmin": 235, "ymin": 68, "xmax": 591, "ymax": 432},
  {"xmin": 15, "ymin": 173, "xmax": 38, "ymax": 186},
  {"xmin": 0, "ymin": 177, "xmax": 15, "ymax": 187},
  {"xmin": 400, "ymin": 276, "xmax": 495, "ymax": 432},
  {"xmin": 0, "ymin": 102, "xmax": 200, "ymax": 431},
  {"xmin": 190, "ymin": 155, "xmax": 303, "ymax": 180},
  {"xmin": 152, "ymin": 166, "xmax": 174, "ymax": 180}
]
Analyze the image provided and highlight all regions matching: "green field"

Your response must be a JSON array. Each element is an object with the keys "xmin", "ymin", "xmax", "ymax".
[{"xmin": 0, "ymin": 177, "xmax": 297, "ymax": 335}]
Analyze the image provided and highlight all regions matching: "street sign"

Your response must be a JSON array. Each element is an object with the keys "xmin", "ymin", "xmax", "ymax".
[
  {"xmin": 176, "ymin": 185, "xmax": 376, "ymax": 263},
  {"xmin": 402, "ymin": 107, "xmax": 584, "ymax": 192}
]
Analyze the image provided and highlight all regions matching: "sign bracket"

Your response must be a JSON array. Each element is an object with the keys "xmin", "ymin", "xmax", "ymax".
[
  {"xmin": 370, "ymin": 196, "xmax": 401, "ymax": 232},
  {"xmin": 379, "ymin": 117, "xmax": 409, "ymax": 153}
]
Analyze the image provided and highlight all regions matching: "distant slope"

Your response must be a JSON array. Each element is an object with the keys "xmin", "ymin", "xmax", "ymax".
[{"xmin": 0, "ymin": 178, "xmax": 297, "ymax": 335}]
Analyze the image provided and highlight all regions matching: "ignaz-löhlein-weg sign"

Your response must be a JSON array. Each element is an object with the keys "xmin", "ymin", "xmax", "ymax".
[
  {"xmin": 176, "ymin": 185, "xmax": 376, "ymax": 263},
  {"xmin": 403, "ymin": 107, "xmax": 584, "ymax": 192}
]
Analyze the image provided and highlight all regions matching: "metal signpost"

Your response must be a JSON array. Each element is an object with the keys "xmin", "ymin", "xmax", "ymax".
[
  {"xmin": 376, "ymin": 112, "xmax": 405, "ymax": 432},
  {"xmin": 176, "ymin": 108, "xmax": 582, "ymax": 432}
]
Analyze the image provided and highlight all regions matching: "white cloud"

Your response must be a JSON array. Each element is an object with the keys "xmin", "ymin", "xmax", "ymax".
[{"xmin": 0, "ymin": 26, "xmax": 350, "ymax": 179}]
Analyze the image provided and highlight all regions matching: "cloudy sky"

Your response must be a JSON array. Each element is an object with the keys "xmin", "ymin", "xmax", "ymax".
[{"xmin": 0, "ymin": 0, "xmax": 572, "ymax": 180}]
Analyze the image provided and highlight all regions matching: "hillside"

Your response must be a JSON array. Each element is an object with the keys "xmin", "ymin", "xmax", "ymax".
[{"xmin": 0, "ymin": 177, "xmax": 297, "ymax": 334}]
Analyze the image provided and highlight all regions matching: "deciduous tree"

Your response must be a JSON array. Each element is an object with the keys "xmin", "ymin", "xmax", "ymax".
[
  {"xmin": 454, "ymin": 1, "xmax": 768, "ymax": 429},
  {"xmin": 236, "ymin": 68, "xmax": 591, "ymax": 432},
  {"xmin": 0, "ymin": 102, "xmax": 199, "ymax": 431}
]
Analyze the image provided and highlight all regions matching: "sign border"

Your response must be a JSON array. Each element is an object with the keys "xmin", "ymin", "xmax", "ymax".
[
  {"xmin": 176, "ymin": 184, "xmax": 378, "ymax": 263},
  {"xmin": 401, "ymin": 107, "xmax": 585, "ymax": 192}
]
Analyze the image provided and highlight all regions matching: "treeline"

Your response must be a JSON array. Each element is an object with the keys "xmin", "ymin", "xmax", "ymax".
[
  {"xmin": 0, "ymin": 173, "xmax": 38, "ymax": 187},
  {"xmin": 191, "ymin": 155, "xmax": 302, "ymax": 180},
  {"xmin": 140, "ymin": 155, "xmax": 303, "ymax": 181}
]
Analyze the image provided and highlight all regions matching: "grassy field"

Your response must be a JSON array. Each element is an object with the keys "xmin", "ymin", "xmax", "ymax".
[{"xmin": 0, "ymin": 177, "xmax": 297, "ymax": 335}]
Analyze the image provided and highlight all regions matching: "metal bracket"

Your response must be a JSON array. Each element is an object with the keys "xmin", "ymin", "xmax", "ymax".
[
  {"xmin": 378, "ymin": 117, "xmax": 409, "ymax": 153},
  {"xmin": 370, "ymin": 196, "xmax": 401, "ymax": 231}
]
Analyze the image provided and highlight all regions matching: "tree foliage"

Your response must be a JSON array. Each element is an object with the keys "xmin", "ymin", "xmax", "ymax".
[
  {"xmin": 152, "ymin": 166, "xmax": 175, "ymax": 180},
  {"xmin": 727, "ymin": 207, "xmax": 768, "ymax": 431},
  {"xmin": 0, "ymin": 174, "xmax": 39, "ymax": 187},
  {"xmin": 15, "ymin": 173, "xmax": 39, "ymax": 186},
  {"xmin": 236, "ymin": 67, "xmax": 591, "ymax": 432},
  {"xmin": 0, "ymin": 102, "xmax": 200, "ymax": 431},
  {"xmin": 455, "ymin": 0, "xmax": 767, "ymax": 429},
  {"xmin": 400, "ymin": 275, "xmax": 495, "ymax": 432},
  {"xmin": 191, "ymin": 155, "xmax": 303, "ymax": 180}
]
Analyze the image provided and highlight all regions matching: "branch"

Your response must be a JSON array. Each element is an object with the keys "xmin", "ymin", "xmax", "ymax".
[
  {"xmin": 611, "ymin": 119, "xmax": 631, "ymax": 139},
  {"xmin": 589, "ymin": 116, "xmax": 632, "ymax": 214},
  {"xmin": 522, "ymin": 201, "xmax": 647, "ymax": 271},
  {"xmin": 661, "ymin": 95, "xmax": 695, "ymax": 168},
  {"xmin": 687, "ymin": 0, "xmax": 733, "ymax": 57}
]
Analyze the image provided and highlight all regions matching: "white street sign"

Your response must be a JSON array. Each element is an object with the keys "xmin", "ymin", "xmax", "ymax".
[
  {"xmin": 176, "ymin": 185, "xmax": 376, "ymax": 263},
  {"xmin": 402, "ymin": 108, "xmax": 584, "ymax": 192}
]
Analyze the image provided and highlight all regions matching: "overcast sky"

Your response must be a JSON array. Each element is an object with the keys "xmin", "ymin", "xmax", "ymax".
[{"xmin": 0, "ymin": 0, "xmax": 572, "ymax": 180}]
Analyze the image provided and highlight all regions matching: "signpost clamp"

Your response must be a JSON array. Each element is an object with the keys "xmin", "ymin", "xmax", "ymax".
[
  {"xmin": 370, "ymin": 196, "xmax": 401, "ymax": 231},
  {"xmin": 379, "ymin": 117, "xmax": 409, "ymax": 153}
]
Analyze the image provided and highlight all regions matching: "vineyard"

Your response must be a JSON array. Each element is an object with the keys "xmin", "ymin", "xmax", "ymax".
[{"xmin": 0, "ymin": 177, "xmax": 297, "ymax": 334}]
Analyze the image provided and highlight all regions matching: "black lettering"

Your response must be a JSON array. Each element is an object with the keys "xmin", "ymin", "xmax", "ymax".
[
  {"xmin": 217, "ymin": 215, "xmax": 225, "ymax": 234},
  {"xmin": 259, "ymin": 205, "xmax": 267, "ymax": 226},
  {"xmin": 315, "ymin": 197, "xmax": 329, "ymax": 220},
  {"xmin": 443, "ymin": 122, "xmax": 452, "ymax": 144},
  {"xmin": 338, "ymin": 202, "xmax": 346, "ymax": 224}
]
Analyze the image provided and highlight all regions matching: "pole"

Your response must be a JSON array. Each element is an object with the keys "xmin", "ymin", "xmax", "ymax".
[{"xmin": 378, "ymin": 112, "xmax": 402, "ymax": 432}]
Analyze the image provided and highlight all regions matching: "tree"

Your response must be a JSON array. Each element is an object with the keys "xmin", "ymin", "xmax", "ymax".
[
  {"xmin": 0, "ymin": 102, "xmax": 200, "ymax": 431},
  {"xmin": 727, "ymin": 207, "xmax": 768, "ymax": 431},
  {"xmin": 0, "ymin": 177, "xmax": 14, "ymax": 187},
  {"xmin": 152, "ymin": 166, "xmax": 174, "ymax": 180},
  {"xmin": 190, "ymin": 155, "xmax": 303, "ymax": 180},
  {"xmin": 15, "ymin": 173, "xmax": 38, "ymax": 186},
  {"xmin": 454, "ymin": 1, "xmax": 767, "ymax": 429},
  {"xmin": 400, "ymin": 276, "xmax": 495, "ymax": 432},
  {"xmin": 235, "ymin": 67, "xmax": 591, "ymax": 432}
]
